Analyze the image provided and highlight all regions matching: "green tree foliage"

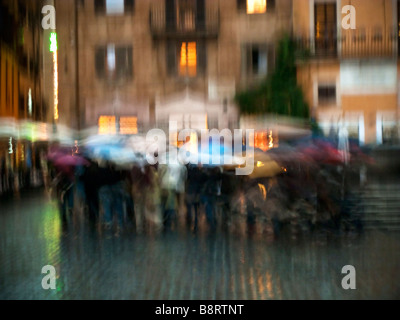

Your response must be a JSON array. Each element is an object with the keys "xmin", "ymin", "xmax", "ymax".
[{"xmin": 235, "ymin": 35, "xmax": 310, "ymax": 119}]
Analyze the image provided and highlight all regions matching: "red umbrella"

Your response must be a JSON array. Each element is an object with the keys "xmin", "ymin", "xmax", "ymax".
[{"xmin": 300, "ymin": 142, "xmax": 343, "ymax": 165}]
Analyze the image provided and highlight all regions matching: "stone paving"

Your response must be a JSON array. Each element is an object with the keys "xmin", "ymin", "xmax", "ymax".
[{"xmin": 1, "ymin": 189, "xmax": 400, "ymax": 300}]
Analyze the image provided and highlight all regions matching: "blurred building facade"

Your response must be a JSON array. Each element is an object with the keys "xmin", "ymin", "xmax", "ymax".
[
  {"xmin": 294, "ymin": 0, "xmax": 400, "ymax": 145},
  {"xmin": 0, "ymin": 0, "xmax": 49, "ymax": 194},
  {"xmin": 54, "ymin": 0, "xmax": 292, "ymax": 137}
]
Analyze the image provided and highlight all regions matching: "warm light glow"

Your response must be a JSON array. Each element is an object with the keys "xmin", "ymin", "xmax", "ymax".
[
  {"xmin": 254, "ymin": 131, "xmax": 269, "ymax": 151},
  {"xmin": 268, "ymin": 130, "xmax": 274, "ymax": 149},
  {"xmin": 247, "ymin": 0, "xmax": 266, "ymax": 14},
  {"xmin": 170, "ymin": 131, "xmax": 179, "ymax": 147},
  {"xmin": 316, "ymin": 22, "xmax": 321, "ymax": 39},
  {"xmin": 254, "ymin": 130, "xmax": 276, "ymax": 151},
  {"xmin": 179, "ymin": 42, "xmax": 197, "ymax": 77},
  {"xmin": 53, "ymin": 51, "xmax": 59, "ymax": 121},
  {"xmin": 98, "ymin": 116, "xmax": 117, "ymax": 135},
  {"xmin": 119, "ymin": 117, "xmax": 138, "ymax": 135},
  {"xmin": 257, "ymin": 161, "xmax": 264, "ymax": 168},
  {"xmin": 189, "ymin": 132, "xmax": 198, "ymax": 154},
  {"xmin": 258, "ymin": 183, "xmax": 267, "ymax": 201}
]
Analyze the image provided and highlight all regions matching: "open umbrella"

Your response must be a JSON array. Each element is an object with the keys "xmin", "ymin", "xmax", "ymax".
[
  {"xmin": 54, "ymin": 154, "xmax": 89, "ymax": 168},
  {"xmin": 246, "ymin": 150, "xmax": 283, "ymax": 179},
  {"xmin": 89, "ymin": 144, "xmax": 140, "ymax": 167}
]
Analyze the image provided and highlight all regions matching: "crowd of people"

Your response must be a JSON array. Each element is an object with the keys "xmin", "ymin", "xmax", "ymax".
[{"xmin": 47, "ymin": 146, "xmax": 366, "ymax": 239}]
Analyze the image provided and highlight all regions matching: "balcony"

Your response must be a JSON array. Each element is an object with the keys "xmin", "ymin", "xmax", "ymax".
[
  {"xmin": 149, "ymin": 5, "xmax": 219, "ymax": 40},
  {"xmin": 295, "ymin": 28, "xmax": 398, "ymax": 60}
]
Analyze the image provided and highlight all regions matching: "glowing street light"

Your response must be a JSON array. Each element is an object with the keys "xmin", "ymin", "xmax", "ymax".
[{"xmin": 50, "ymin": 32, "xmax": 59, "ymax": 121}]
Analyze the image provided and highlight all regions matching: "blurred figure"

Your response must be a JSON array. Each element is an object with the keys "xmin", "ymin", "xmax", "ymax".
[
  {"xmin": 98, "ymin": 160, "xmax": 124, "ymax": 235},
  {"xmin": 40, "ymin": 150, "xmax": 50, "ymax": 192},
  {"xmin": 144, "ymin": 164, "xmax": 162, "ymax": 233},
  {"xmin": 218, "ymin": 169, "xmax": 237, "ymax": 232},
  {"xmin": 131, "ymin": 164, "xmax": 157, "ymax": 233},
  {"xmin": 159, "ymin": 162, "xmax": 187, "ymax": 232},
  {"xmin": 52, "ymin": 165, "xmax": 75, "ymax": 226},
  {"xmin": 185, "ymin": 164, "xmax": 204, "ymax": 232},
  {"xmin": 82, "ymin": 159, "xmax": 101, "ymax": 225},
  {"xmin": 200, "ymin": 166, "xmax": 222, "ymax": 232},
  {"xmin": 0, "ymin": 156, "xmax": 5, "ymax": 194}
]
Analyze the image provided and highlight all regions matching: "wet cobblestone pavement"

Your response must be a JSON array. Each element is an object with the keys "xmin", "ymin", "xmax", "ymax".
[{"xmin": 1, "ymin": 189, "xmax": 400, "ymax": 300}]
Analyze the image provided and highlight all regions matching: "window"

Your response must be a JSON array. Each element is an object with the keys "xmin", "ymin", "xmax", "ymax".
[
  {"xmin": 106, "ymin": 0, "xmax": 124, "ymax": 15},
  {"xmin": 165, "ymin": 0, "xmax": 206, "ymax": 32},
  {"xmin": 167, "ymin": 40, "xmax": 206, "ymax": 77},
  {"xmin": 247, "ymin": 0, "xmax": 266, "ymax": 14},
  {"xmin": 98, "ymin": 116, "xmax": 117, "ymax": 135},
  {"xmin": 243, "ymin": 44, "xmax": 269, "ymax": 78},
  {"xmin": 119, "ymin": 116, "xmax": 138, "ymax": 135},
  {"xmin": 318, "ymin": 85, "xmax": 336, "ymax": 105},
  {"xmin": 99, "ymin": 116, "xmax": 138, "ymax": 135},
  {"xmin": 314, "ymin": 3, "xmax": 337, "ymax": 54},
  {"xmin": 237, "ymin": 0, "xmax": 275, "ymax": 14},
  {"xmin": 176, "ymin": 0, "xmax": 196, "ymax": 31},
  {"xmin": 179, "ymin": 42, "xmax": 197, "ymax": 77},
  {"xmin": 381, "ymin": 113, "xmax": 399, "ymax": 145},
  {"xmin": 95, "ymin": 45, "xmax": 133, "ymax": 81},
  {"xmin": 94, "ymin": 0, "xmax": 134, "ymax": 15}
]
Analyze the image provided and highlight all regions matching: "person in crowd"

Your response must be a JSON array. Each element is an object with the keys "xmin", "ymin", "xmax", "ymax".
[
  {"xmin": 53, "ymin": 164, "xmax": 75, "ymax": 226},
  {"xmin": 82, "ymin": 159, "xmax": 101, "ymax": 225},
  {"xmin": 200, "ymin": 166, "xmax": 222, "ymax": 232},
  {"xmin": 159, "ymin": 162, "xmax": 187, "ymax": 232},
  {"xmin": 185, "ymin": 164, "xmax": 204, "ymax": 232},
  {"xmin": 98, "ymin": 159, "xmax": 124, "ymax": 236}
]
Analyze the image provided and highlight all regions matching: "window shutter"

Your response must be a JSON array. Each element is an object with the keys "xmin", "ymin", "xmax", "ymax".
[
  {"xmin": 267, "ymin": 0, "xmax": 275, "ymax": 12},
  {"xmin": 246, "ymin": 45, "xmax": 252, "ymax": 76},
  {"xmin": 95, "ymin": 46, "xmax": 106, "ymax": 78},
  {"xmin": 166, "ymin": 41, "xmax": 177, "ymax": 76},
  {"xmin": 127, "ymin": 46, "xmax": 133, "ymax": 78},
  {"xmin": 197, "ymin": 40, "xmax": 206, "ymax": 75},
  {"xmin": 267, "ymin": 44, "xmax": 275, "ymax": 75},
  {"xmin": 124, "ymin": 0, "xmax": 135, "ymax": 13},
  {"xmin": 237, "ymin": 0, "xmax": 246, "ymax": 11},
  {"xmin": 94, "ymin": 0, "xmax": 105, "ymax": 15},
  {"xmin": 165, "ymin": 0, "xmax": 176, "ymax": 31},
  {"xmin": 115, "ymin": 46, "xmax": 133, "ymax": 79},
  {"xmin": 196, "ymin": 0, "xmax": 205, "ymax": 31},
  {"xmin": 115, "ymin": 47, "xmax": 124, "ymax": 79}
]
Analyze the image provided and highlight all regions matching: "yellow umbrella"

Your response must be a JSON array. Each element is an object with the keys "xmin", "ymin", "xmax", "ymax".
[{"xmin": 248, "ymin": 150, "xmax": 283, "ymax": 179}]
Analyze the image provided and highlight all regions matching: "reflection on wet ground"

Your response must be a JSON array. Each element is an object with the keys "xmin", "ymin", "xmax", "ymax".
[{"xmin": 1, "ymin": 190, "xmax": 399, "ymax": 300}]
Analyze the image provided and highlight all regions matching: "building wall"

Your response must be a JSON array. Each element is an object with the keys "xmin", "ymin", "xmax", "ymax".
[
  {"xmin": 55, "ymin": 0, "xmax": 294, "ymax": 132},
  {"xmin": 294, "ymin": 0, "xmax": 399, "ymax": 145},
  {"xmin": 293, "ymin": 0, "xmax": 396, "ymax": 37}
]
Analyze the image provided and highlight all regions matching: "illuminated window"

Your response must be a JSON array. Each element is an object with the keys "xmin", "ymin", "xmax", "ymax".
[
  {"xmin": 247, "ymin": 0, "xmax": 266, "ymax": 14},
  {"xmin": 179, "ymin": 42, "xmax": 197, "ymax": 77},
  {"xmin": 119, "ymin": 116, "xmax": 138, "ymax": 135},
  {"xmin": 98, "ymin": 116, "xmax": 117, "ymax": 135},
  {"xmin": 237, "ymin": 0, "xmax": 274, "ymax": 14}
]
